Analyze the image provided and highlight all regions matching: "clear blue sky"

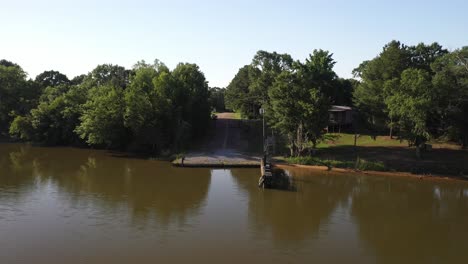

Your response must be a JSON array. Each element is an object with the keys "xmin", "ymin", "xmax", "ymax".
[{"xmin": 1, "ymin": 0, "xmax": 467, "ymax": 87}]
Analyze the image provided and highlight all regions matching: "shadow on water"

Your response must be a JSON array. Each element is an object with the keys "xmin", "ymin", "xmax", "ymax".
[
  {"xmin": 230, "ymin": 167, "xmax": 355, "ymax": 246},
  {"xmin": 265, "ymin": 168, "xmax": 297, "ymax": 192},
  {"xmin": 0, "ymin": 144, "xmax": 211, "ymax": 229}
]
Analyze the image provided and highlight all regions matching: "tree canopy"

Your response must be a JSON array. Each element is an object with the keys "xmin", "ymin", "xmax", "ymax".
[
  {"xmin": 1, "ymin": 40, "xmax": 466, "ymax": 156},
  {"xmin": 353, "ymin": 40, "xmax": 467, "ymax": 149},
  {"xmin": 3, "ymin": 59, "xmax": 211, "ymax": 154}
]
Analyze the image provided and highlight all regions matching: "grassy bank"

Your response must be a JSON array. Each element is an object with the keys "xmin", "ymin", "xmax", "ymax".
[
  {"xmin": 317, "ymin": 133, "xmax": 406, "ymax": 148},
  {"xmin": 284, "ymin": 156, "xmax": 387, "ymax": 171},
  {"xmin": 279, "ymin": 133, "xmax": 467, "ymax": 176}
]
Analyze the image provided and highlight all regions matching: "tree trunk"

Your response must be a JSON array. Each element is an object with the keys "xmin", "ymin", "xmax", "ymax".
[
  {"xmin": 311, "ymin": 139, "xmax": 317, "ymax": 156},
  {"xmin": 416, "ymin": 145, "xmax": 422, "ymax": 159},
  {"xmin": 389, "ymin": 117, "xmax": 393, "ymax": 139}
]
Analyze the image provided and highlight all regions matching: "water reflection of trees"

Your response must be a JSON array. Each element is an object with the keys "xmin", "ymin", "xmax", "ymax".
[
  {"xmin": 351, "ymin": 176, "xmax": 468, "ymax": 263},
  {"xmin": 0, "ymin": 144, "xmax": 211, "ymax": 229},
  {"xmin": 230, "ymin": 167, "xmax": 355, "ymax": 245}
]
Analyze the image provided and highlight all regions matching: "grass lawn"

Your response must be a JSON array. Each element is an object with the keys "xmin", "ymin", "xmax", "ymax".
[
  {"xmin": 212, "ymin": 112, "xmax": 242, "ymax": 120},
  {"xmin": 317, "ymin": 133, "xmax": 406, "ymax": 148},
  {"xmin": 282, "ymin": 133, "xmax": 468, "ymax": 176}
]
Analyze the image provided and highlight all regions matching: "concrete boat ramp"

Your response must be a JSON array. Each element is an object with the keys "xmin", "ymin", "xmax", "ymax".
[
  {"xmin": 172, "ymin": 113, "xmax": 261, "ymax": 168},
  {"xmin": 172, "ymin": 149, "xmax": 260, "ymax": 168}
]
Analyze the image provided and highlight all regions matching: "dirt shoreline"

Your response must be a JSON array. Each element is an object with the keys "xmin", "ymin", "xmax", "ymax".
[{"xmin": 276, "ymin": 163, "xmax": 468, "ymax": 183}]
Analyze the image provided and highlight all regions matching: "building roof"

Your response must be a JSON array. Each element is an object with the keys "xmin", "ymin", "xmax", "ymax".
[{"xmin": 329, "ymin": 105, "xmax": 352, "ymax": 112}]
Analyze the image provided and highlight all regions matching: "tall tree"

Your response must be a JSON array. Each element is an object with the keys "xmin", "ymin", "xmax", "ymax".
[
  {"xmin": 172, "ymin": 63, "xmax": 211, "ymax": 138},
  {"xmin": 0, "ymin": 62, "xmax": 38, "ymax": 134},
  {"xmin": 76, "ymin": 84, "xmax": 127, "ymax": 148},
  {"xmin": 386, "ymin": 68, "xmax": 434, "ymax": 156},
  {"xmin": 124, "ymin": 65, "xmax": 170, "ymax": 152},
  {"xmin": 35, "ymin": 70, "xmax": 70, "ymax": 88},
  {"xmin": 431, "ymin": 47, "xmax": 468, "ymax": 147},
  {"xmin": 268, "ymin": 50, "xmax": 334, "ymax": 156},
  {"xmin": 353, "ymin": 41, "xmax": 412, "ymax": 134},
  {"xmin": 250, "ymin": 51, "xmax": 294, "ymax": 110},
  {"xmin": 84, "ymin": 64, "xmax": 132, "ymax": 89},
  {"xmin": 208, "ymin": 87, "xmax": 226, "ymax": 112},
  {"xmin": 225, "ymin": 65, "xmax": 258, "ymax": 118}
]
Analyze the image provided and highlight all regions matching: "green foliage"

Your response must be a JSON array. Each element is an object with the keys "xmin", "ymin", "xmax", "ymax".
[
  {"xmin": 386, "ymin": 68, "xmax": 434, "ymax": 146},
  {"xmin": 84, "ymin": 64, "xmax": 132, "ymax": 89},
  {"xmin": 269, "ymin": 50, "xmax": 334, "ymax": 156},
  {"xmin": 431, "ymin": 47, "xmax": 468, "ymax": 147},
  {"xmin": 0, "ymin": 58, "xmax": 212, "ymax": 152},
  {"xmin": 225, "ymin": 50, "xmax": 353, "ymax": 123},
  {"xmin": 9, "ymin": 115, "xmax": 33, "ymax": 140},
  {"xmin": 30, "ymin": 85, "xmax": 86, "ymax": 145},
  {"xmin": 1, "ymin": 40, "xmax": 466, "ymax": 155},
  {"xmin": 353, "ymin": 41, "xmax": 412, "ymax": 132},
  {"xmin": 225, "ymin": 65, "xmax": 258, "ymax": 118},
  {"xmin": 124, "ymin": 65, "xmax": 170, "ymax": 151},
  {"xmin": 172, "ymin": 63, "xmax": 211, "ymax": 138},
  {"xmin": 76, "ymin": 84, "xmax": 127, "ymax": 147},
  {"xmin": 208, "ymin": 87, "xmax": 225, "ymax": 112},
  {"xmin": 0, "ymin": 62, "xmax": 40, "ymax": 134},
  {"xmin": 35, "ymin": 70, "xmax": 70, "ymax": 88},
  {"xmin": 352, "ymin": 40, "xmax": 465, "ymax": 152}
]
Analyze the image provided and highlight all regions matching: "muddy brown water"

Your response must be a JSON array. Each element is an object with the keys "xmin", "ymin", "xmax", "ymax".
[{"xmin": 1, "ymin": 143, "xmax": 468, "ymax": 263}]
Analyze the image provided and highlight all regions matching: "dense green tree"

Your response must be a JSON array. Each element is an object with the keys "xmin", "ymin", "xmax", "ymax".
[
  {"xmin": 10, "ymin": 83, "xmax": 87, "ymax": 145},
  {"xmin": 208, "ymin": 87, "xmax": 225, "ymax": 112},
  {"xmin": 225, "ymin": 65, "xmax": 258, "ymax": 118},
  {"xmin": 35, "ymin": 70, "xmax": 70, "ymax": 88},
  {"xmin": 0, "ymin": 59, "xmax": 21, "ymax": 68},
  {"xmin": 431, "ymin": 47, "xmax": 468, "ymax": 147},
  {"xmin": 9, "ymin": 115, "xmax": 33, "ymax": 140},
  {"xmin": 124, "ymin": 65, "xmax": 171, "ymax": 152},
  {"xmin": 250, "ymin": 51, "xmax": 294, "ymax": 112},
  {"xmin": 84, "ymin": 64, "xmax": 132, "ymax": 89},
  {"xmin": 225, "ymin": 51, "xmax": 294, "ymax": 119},
  {"xmin": 409, "ymin": 42, "xmax": 448, "ymax": 72},
  {"xmin": 0, "ymin": 62, "xmax": 40, "ymax": 134},
  {"xmin": 76, "ymin": 84, "xmax": 127, "ymax": 148},
  {"xmin": 386, "ymin": 68, "xmax": 434, "ymax": 156},
  {"xmin": 70, "ymin": 74, "xmax": 86, "ymax": 85},
  {"xmin": 301, "ymin": 50, "xmax": 337, "ymax": 95},
  {"xmin": 33, "ymin": 85, "xmax": 85, "ymax": 144},
  {"xmin": 353, "ymin": 41, "xmax": 412, "ymax": 133},
  {"xmin": 268, "ymin": 51, "xmax": 333, "ymax": 156},
  {"xmin": 353, "ymin": 41, "xmax": 450, "ymax": 137},
  {"xmin": 334, "ymin": 78, "xmax": 355, "ymax": 106},
  {"xmin": 172, "ymin": 63, "xmax": 211, "ymax": 138},
  {"xmin": 269, "ymin": 71, "xmax": 330, "ymax": 156}
]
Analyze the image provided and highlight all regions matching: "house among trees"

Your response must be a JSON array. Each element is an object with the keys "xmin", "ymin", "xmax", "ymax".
[{"xmin": 328, "ymin": 105, "xmax": 353, "ymax": 133}]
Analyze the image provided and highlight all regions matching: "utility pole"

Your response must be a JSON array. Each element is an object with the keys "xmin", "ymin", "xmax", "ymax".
[{"xmin": 260, "ymin": 107, "xmax": 265, "ymax": 153}]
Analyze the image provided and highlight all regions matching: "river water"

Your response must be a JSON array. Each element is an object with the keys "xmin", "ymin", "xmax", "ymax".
[{"xmin": 1, "ymin": 143, "xmax": 468, "ymax": 263}]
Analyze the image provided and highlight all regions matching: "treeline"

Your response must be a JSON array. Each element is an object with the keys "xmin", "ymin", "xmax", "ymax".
[
  {"xmin": 225, "ymin": 41, "xmax": 468, "ymax": 156},
  {"xmin": 1, "ymin": 59, "xmax": 216, "ymax": 153},
  {"xmin": 353, "ymin": 41, "xmax": 468, "ymax": 149}
]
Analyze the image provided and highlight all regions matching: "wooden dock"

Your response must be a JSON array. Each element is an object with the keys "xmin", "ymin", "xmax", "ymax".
[{"xmin": 259, "ymin": 156, "xmax": 274, "ymax": 188}]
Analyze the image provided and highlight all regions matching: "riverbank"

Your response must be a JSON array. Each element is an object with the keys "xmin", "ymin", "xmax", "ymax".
[
  {"xmin": 275, "ymin": 133, "xmax": 468, "ymax": 177},
  {"xmin": 276, "ymin": 163, "xmax": 468, "ymax": 183}
]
